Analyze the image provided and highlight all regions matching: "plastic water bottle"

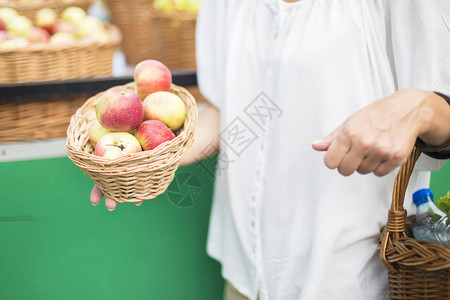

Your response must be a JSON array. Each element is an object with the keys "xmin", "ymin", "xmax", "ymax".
[{"xmin": 412, "ymin": 188, "xmax": 449, "ymax": 245}]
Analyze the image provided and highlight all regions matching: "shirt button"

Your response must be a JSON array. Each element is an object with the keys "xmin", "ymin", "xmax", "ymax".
[
  {"xmin": 252, "ymin": 246, "xmax": 256, "ymax": 253},
  {"xmin": 251, "ymin": 220, "xmax": 255, "ymax": 227},
  {"xmin": 252, "ymin": 196, "xmax": 256, "ymax": 202},
  {"xmin": 256, "ymin": 170, "xmax": 260, "ymax": 176}
]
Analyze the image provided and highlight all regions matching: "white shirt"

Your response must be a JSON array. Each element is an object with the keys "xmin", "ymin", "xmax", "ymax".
[{"xmin": 196, "ymin": 1, "xmax": 449, "ymax": 299}]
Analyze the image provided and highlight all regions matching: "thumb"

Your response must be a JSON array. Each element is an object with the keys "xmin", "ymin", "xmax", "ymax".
[{"xmin": 311, "ymin": 130, "xmax": 336, "ymax": 151}]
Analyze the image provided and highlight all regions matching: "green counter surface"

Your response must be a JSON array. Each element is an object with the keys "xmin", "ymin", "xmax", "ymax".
[
  {"xmin": 0, "ymin": 156, "xmax": 448, "ymax": 300},
  {"xmin": 0, "ymin": 156, "xmax": 223, "ymax": 300}
]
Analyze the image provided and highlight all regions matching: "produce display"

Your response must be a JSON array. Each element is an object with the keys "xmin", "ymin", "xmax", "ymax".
[
  {"xmin": 0, "ymin": 0, "xmax": 82, "ymax": 4},
  {"xmin": 90, "ymin": 59, "xmax": 187, "ymax": 159},
  {"xmin": 153, "ymin": 0, "xmax": 201, "ymax": 13},
  {"xmin": 0, "ymin": 5, "xmax": 109, "ymax": 49}
]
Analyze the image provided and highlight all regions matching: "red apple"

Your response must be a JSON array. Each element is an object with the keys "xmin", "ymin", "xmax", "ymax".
[
  {"xmin": 143, "ymin": 91, "xmax": 186, "ymax": 131},
  {"xmin": 96, "ymin": 87, "xmax": 144, "ymax": 132},
  {"xmin": 35, "ymin": 7, "xmax": 57, "ymax": 34},
  {"xmin": 61, "ymin": 6, "xmax": 86, "ymax": 24},
  {"xmin": 6, "ymin": 15, "xmax": 32, "ymax": 37},
  {"xmin": 94, "ymin": 132, "xmax": 142, "ymax": 159},
  {"xmin": 54, "ymin": 20, "xmax": 77, "ymax": 35},
  {"xmin": 89, "ymin": 119, "xmax": 111, "ymax": 147},
  {"xmin": 134, "ymin": 60, "xmax": 172, "ymax": 100},
  {"xmin": 0, "ymin": 31, "xmax": 9, "ymax": 43},
  {"xmin": 27, "ymin": 27, "xmax": 50, "ymax": 43},
  {"xmin": 135, "ymin": 120, "xmax": 175, "ymax": 150}
]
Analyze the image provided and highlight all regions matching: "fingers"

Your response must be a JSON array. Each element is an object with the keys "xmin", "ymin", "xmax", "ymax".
[
  {"xmin": 336, "ymin": 151, "xmax": 365, "ymax": 176},
  {"xmin": 322, "ymin": 130, "xmax": 409, "ymax": 176},
  {"xmin": 311, "ymin": 130, "xmax": 336, "ymax": 151},
  {"xmin": 323, "ymin": 127, "xmax": 351, "ymax": 170},
  {"xmin": 105, "ymin": 197, "xmax": 118, "ymax": 211},
  {"xmin": 91, "ymin": 184, "xmax": 143, "ymax": 211},
  {"xmin": 373, "ymin": 161, "xmax": 399, "ymax": 177},
  {"xmin": 355, "ymin": 151, "xmax": 385, "ymax": 175},
  {"xmin": 90, "ymin": 185, "xmax": 104, "ymax": 206}
]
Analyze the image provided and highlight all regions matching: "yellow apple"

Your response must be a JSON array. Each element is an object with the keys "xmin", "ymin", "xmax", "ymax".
[
  {"xmin": 94, "ymin": 132, "xmax": 142, "ymax": 159},
  {"xmin": 142, "ymin": 91, "xmax": 186, "ymax": 131},
  {"xmin": 89, "ymin": 119, "xmax": 111, "ymax": 147}
]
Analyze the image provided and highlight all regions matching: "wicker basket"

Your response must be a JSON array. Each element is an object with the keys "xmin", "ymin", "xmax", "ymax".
[
  {"xmin": 0, "ymin": 23, "xmax": 122, "ymax": 143},
  {"xmin": 66, "ymin": 82, "xmax": 198, "ymax": 202},
  {"xmin": 0, "ymin": 0, "xmax": 93, "ymax": 22},
  {"xmin": 0, "ymin": 23, "xmax": 122, "ymax": 84},
  {"xmin": 105, "ymin": 0, "xmax": 196, "ymax": 69},
  {"xmin": 379, "ymin": 147, "xmax": 450, "ymax": 299},
  {"xmin": 0, "ymin": 96, "xmax": 88, "ymax": 143}
]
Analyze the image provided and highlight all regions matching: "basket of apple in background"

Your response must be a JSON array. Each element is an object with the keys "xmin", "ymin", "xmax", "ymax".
[
  {"xmin": 0, "ymin": 6, "xmax": 122, "ymax": 84},
  {"xmin": 0, "ymin": 0, "xmax": 93, "ymax": 22},
  {"xmin": 66, "ymin": 60, "xmax": 198, "ymax": 202}
]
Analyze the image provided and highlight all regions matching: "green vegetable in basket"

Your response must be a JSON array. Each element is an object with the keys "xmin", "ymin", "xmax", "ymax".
[{"xmin": 435, "ymin": 191, "xmax": 450, "ymax": 215}]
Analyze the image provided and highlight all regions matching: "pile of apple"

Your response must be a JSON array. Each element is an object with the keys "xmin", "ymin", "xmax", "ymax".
[
  {"xmin": 90, "ymin": 59, "xmax": 187, "ymax": 159},
  {"xmin": 153, "ymin": 0, "xmax": 202, "ymax": 13},
  {"xmin": 0, "ymin": 6, "xmax": 109, "ymax": 49}
]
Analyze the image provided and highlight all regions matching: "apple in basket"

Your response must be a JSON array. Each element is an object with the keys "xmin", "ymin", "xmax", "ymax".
[
  {"xmin": 89, "ymin": 119, "xmax": 111, "ymax": 147},
  {"xmin": 76, "ymin": 16, "xmax": 105, "ymax": 39},
  {"xmin": 54, "ymin": 20, "xmax": 77, "ymax": 35},
  {"xmin": 6, "ymin": 15, "xmax": 32, "ymax": 37},
  {"xmin": 79, "ymin": 30, "xmax": 109, "ymax": 44},
  {"xmin": 0, "ymin": 17, "xmax": 5, "ymax": 31},
  {"xmin": 0, "ymin": 7, "xmax": 18, "ymax": 28},
  {"xmin": 35, "ymin": 8, "xmax": 58, "ymax": 34},
  {"xmin": 27, "ymin": 27, "xmax": 51, "ymax": 43},
  {"xmin": 135, "ymin": 120, "xmax": 175, "ymax": 151},
  {"xmin": 0, "ymin": 31, "xmax": 9, "ymax": 43},
  {"xmin": 143, "ymin": 91, "xmax": 186, "ymax": 131},
  {"xmin": 94, "ymin": 132, "xmax": 142, "ymax": 159},
  {"xmin": 49, "ymin": 32, "xmax": 76, "ymax": 45},
  {"xmin": 134, "ymin": 60, "xmax": 172, "ymax": 100},
  {"xmin": 60, "ymin": 6, "xmax": 86, "ymax": 25},
  {"xmin": 96, "ymin": 87, "xmax": 144, "ymax": 132},
  {"xmin": 0, "ymin": 36, "xmax": 28, "ymax": 50}
]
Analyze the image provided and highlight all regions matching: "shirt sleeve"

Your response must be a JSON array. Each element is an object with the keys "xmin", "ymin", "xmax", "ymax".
[
  {"xmin": 388, "ymin": 1, "xmax": 450, "ymax": 160},
  {"xmin": 388, "ymin": 1, "xmax": 450, "ymax": 94}
]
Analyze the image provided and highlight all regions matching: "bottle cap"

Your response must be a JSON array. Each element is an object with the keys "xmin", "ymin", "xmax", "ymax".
[{"xmin": 413, "ymin": 188, "xmax": 433, "ymax": 206}]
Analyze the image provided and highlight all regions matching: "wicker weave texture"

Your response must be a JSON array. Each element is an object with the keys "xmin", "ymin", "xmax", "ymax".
[
  {"xmin": 0, "ymin": 96, "xmax": 88, "ymax": 143},
  {"xmin": 0, "ymin": 0, "xmax": 93, "ymax": 21},
  {"xmin": 0, "ymin": 24, "xmax": 122, "ymax": 84},
  {"xmin": 106, "ymin": 0, "xmax": 196, "ymax": 69},
  {"xmin": 66, "ymin": 82, "xmax": 198, "ymax": 202},
  {"xmin": 379, "ymin": 147, "xmax": 450, "ymax": 299}
]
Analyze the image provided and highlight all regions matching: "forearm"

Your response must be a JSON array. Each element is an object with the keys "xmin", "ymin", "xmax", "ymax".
[{"xmin": 179, "ymin": 103, "xmax": 220, "ymax": 166}]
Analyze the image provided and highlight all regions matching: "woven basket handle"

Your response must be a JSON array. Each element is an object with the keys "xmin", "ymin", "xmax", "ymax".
[{"xmin": 380, "ymin": 147, "xmax": 421, "ymax": 272}]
